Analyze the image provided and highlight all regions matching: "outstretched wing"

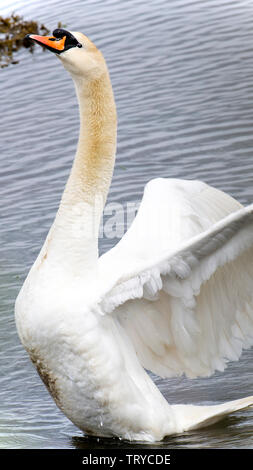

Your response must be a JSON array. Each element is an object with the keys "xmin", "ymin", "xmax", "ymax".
[{"xmin": 98, "ymin": 178, "xmax": 253, "ymax": 378}]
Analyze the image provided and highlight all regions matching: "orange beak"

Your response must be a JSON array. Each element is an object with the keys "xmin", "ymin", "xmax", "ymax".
[
  {"xmin": 26, "ymin": 34, "xmax": 66, "ymax": 53},
  {"xmin": 26, "ymin": 28, "xmax": 82, "ymax": 55}
]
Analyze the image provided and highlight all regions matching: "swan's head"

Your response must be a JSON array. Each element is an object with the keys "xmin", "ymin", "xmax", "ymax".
[{"xmin": 26, "ymin": 28, "xmax": 106, "ymax": 80}]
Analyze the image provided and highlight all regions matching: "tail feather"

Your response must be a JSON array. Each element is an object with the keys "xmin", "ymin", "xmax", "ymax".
[{"xmin": 171, "ymin": 396, "xmax": 253, "ymax": 433}]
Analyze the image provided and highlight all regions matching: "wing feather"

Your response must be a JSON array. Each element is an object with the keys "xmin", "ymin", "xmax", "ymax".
[{"xmin": 97, "ymin": 179, "xmax": 253, "ymax": 378}]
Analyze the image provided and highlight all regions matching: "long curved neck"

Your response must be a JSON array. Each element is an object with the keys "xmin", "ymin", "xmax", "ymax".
[
  {"xmin": 42, "ymin": 70, "xmax": 117, "ymax": 274},
  {"xmin": 63, "ymin": 71, "xmax": 117, "ymax": 206}
]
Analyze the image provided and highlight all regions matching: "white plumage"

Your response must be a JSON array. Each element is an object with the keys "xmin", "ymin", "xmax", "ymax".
[
  {"xmin": 15, "ymin": 29, "xmax": 253, "ymax": 442},
  {"xmin": 99, "ymin": 178, "xmax": 253, "ymax": 380}
]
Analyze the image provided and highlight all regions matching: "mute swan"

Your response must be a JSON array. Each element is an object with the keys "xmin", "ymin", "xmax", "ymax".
[{"xmin": 15, "ymin": 28, "xmax": 253, "ymax": 442}]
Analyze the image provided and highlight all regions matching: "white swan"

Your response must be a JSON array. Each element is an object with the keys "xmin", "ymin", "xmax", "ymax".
[{"xmin": 15, "ymin": 28, "xmax": 253, "ymax": 442}]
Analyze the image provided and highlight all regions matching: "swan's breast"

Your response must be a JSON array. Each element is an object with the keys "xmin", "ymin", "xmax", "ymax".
[{"xmin": 28, "ymin": 346, "xmax": 61, "ymax": 406}]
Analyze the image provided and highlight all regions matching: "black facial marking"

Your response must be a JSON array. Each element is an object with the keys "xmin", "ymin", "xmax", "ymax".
[
  {"xmin": 52, "ymin": 28, "xmax": 82, "ymax": 52},
  {"xmin": 53, "ymin": 28, "xmax": 69, "ymax": 39}
]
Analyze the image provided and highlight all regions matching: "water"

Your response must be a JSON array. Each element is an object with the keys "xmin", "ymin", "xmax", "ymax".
[{"xmin": 1, "ymin": 0, "xmax": 253, "ymax": 450}]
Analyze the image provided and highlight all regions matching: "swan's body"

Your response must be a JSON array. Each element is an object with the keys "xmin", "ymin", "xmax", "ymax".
[{"xmin": 15, "ymin": 29, "xmax": 253, "ymax": 442}]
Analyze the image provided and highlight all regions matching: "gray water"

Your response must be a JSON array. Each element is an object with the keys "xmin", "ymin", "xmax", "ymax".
[{"xmin": 1, "ymin": 0, "xmax": 253, "ymax": 449}]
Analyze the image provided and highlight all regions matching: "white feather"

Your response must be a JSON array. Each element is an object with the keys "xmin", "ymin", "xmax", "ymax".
[{"xmin": 98, "ymin": 179, "xmax": 253, "ymax": 379}]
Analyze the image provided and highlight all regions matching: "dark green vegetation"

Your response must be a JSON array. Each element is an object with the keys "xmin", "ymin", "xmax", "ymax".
[{"xmin": 0, "ymin": 14, "xmax": 61, "ymax": 68}]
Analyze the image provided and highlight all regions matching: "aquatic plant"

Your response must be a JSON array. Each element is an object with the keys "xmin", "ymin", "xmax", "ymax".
[{"xmin": 0, "ymin": 13, "xmax": 50, "ymax": 68}]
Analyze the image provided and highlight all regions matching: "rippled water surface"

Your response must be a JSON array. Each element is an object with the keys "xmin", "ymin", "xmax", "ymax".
[{"xmin": 1, "ymin": 0, "xmax": 253, "ymax": 449}]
